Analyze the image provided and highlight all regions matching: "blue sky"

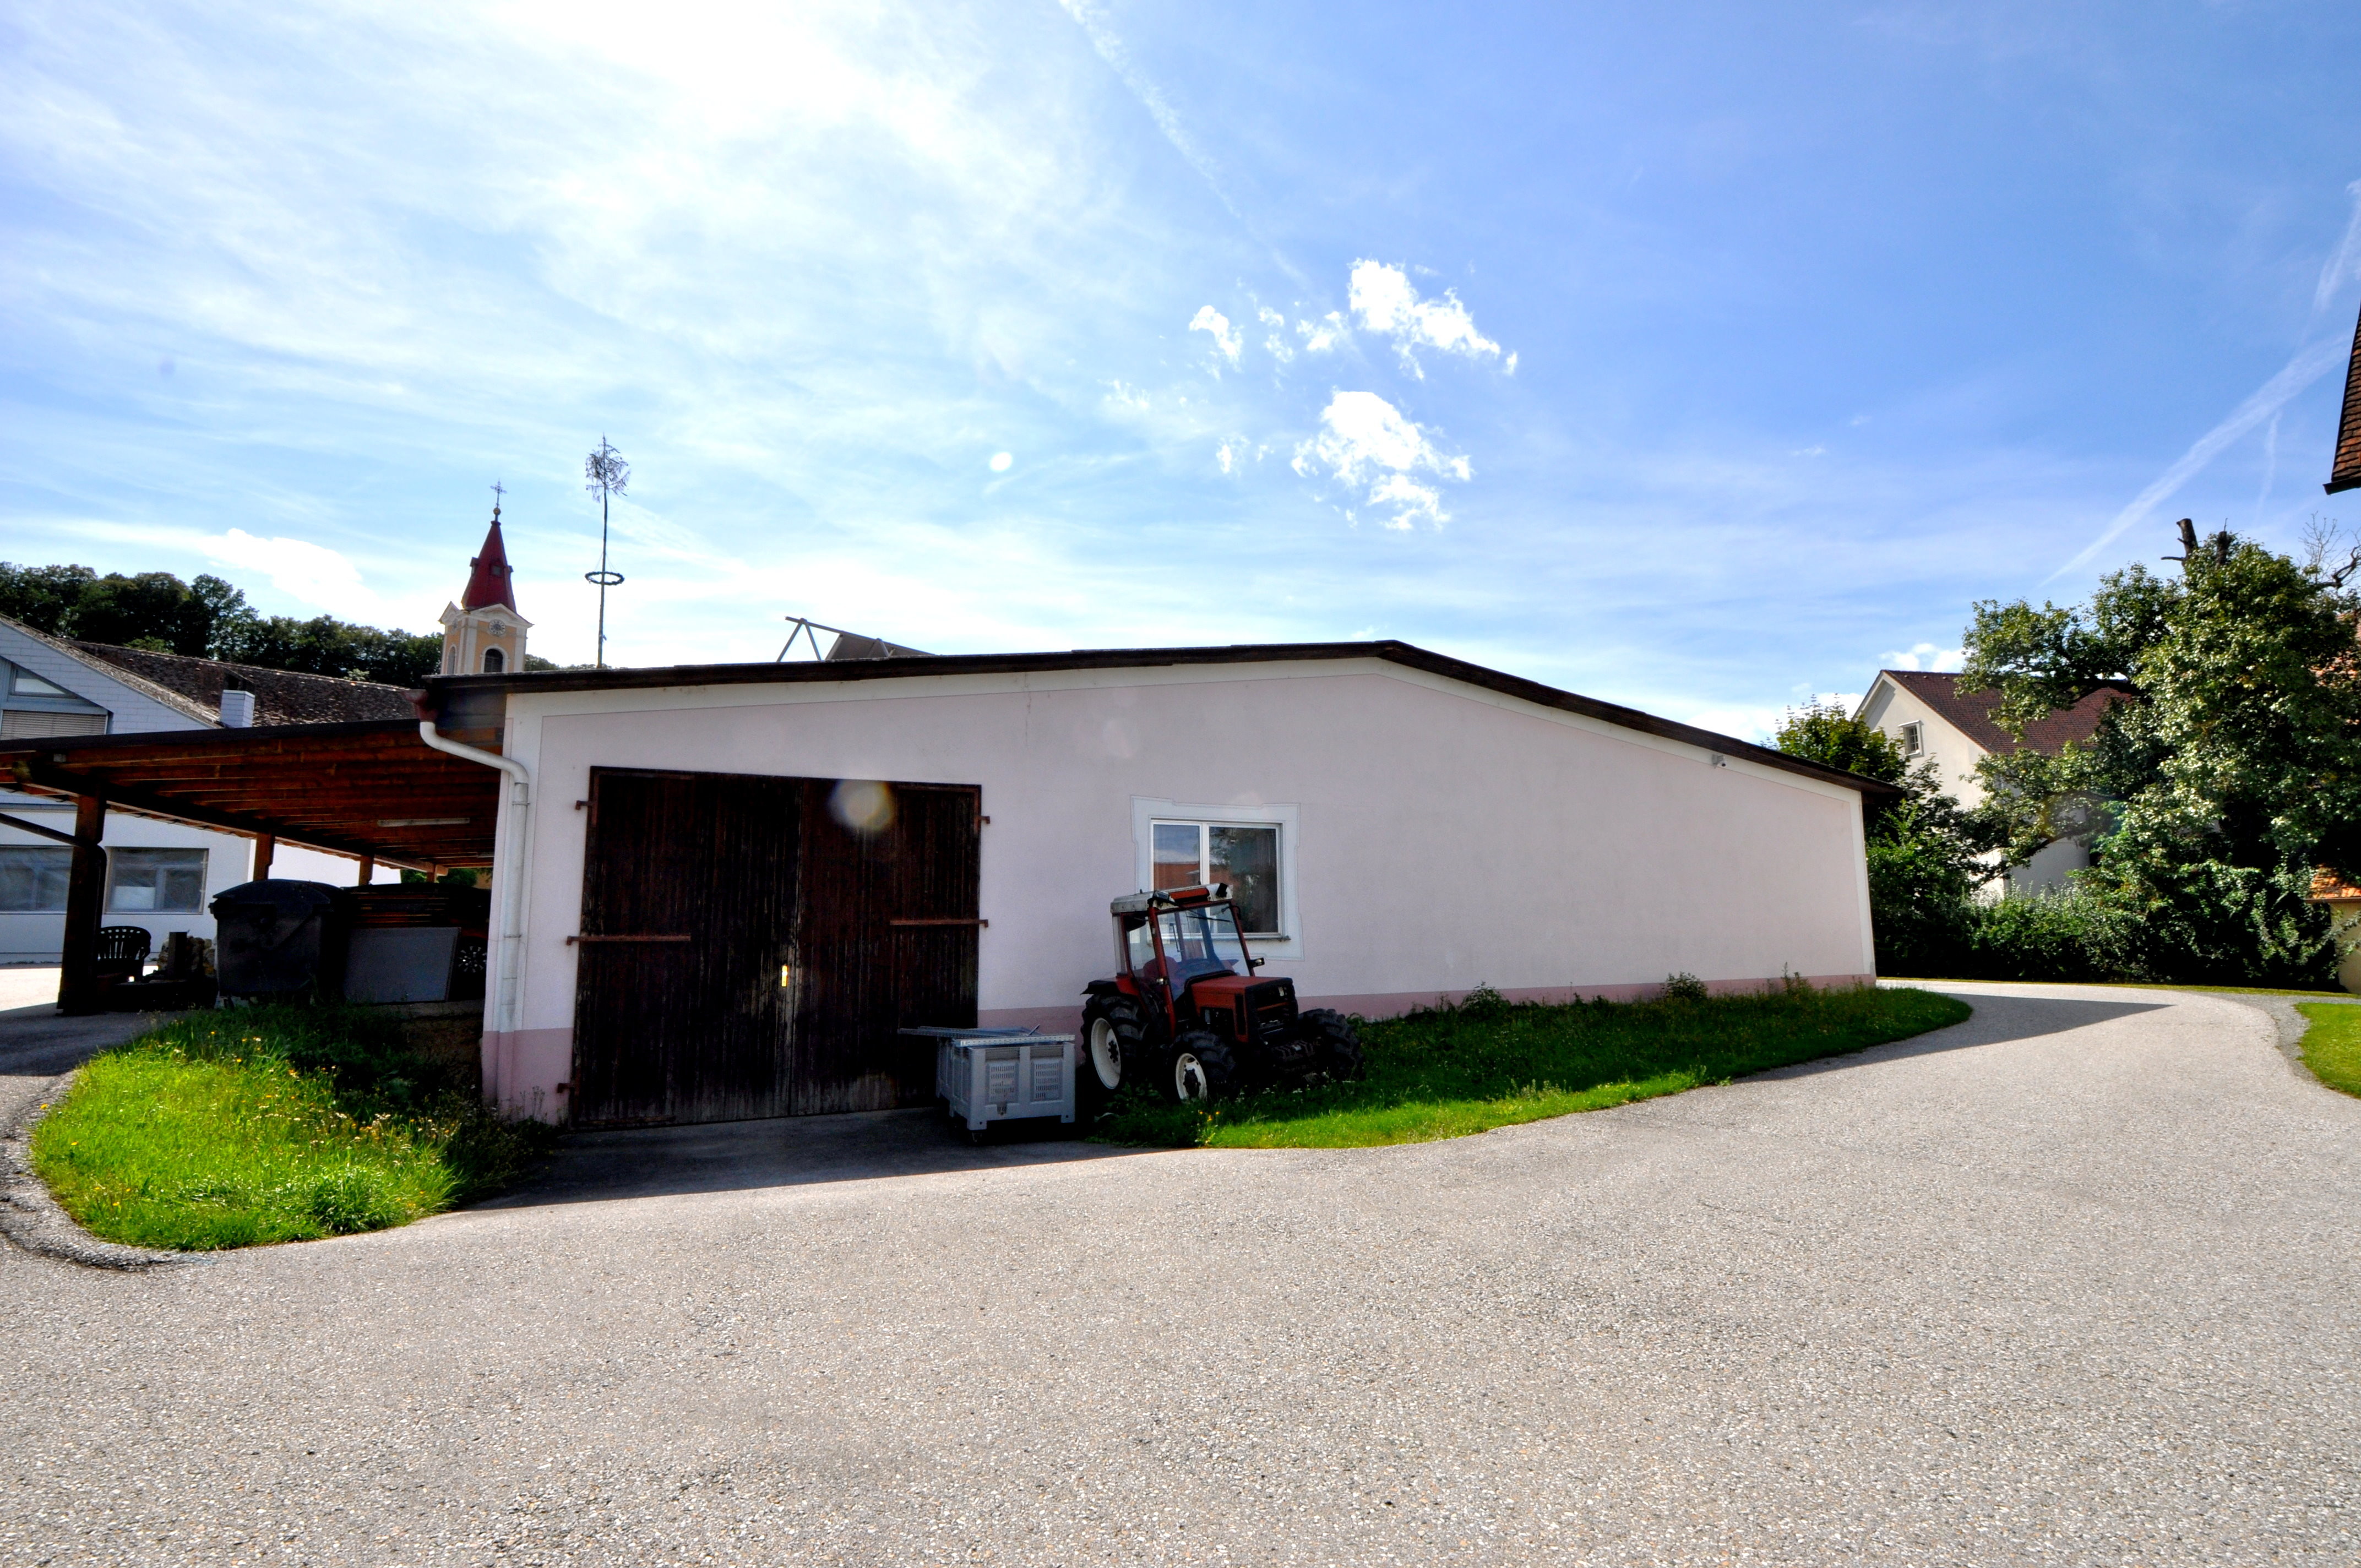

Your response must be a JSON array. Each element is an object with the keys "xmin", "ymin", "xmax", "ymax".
[{"xmin": 4, "ymin": 2, "xmax": 2359, "ymax": 737}]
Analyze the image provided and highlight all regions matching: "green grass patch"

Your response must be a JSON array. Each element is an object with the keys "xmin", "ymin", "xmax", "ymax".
[
  {"xmin": 30, "ymin": 1006, "xmax": 552, "ymax": 1251},
  {"xmin": 1891, "ymin": 977, "xmax": 2355, "ymax": 998},
  {"xmin": 1095, "ymin": 981, "xmax": 1973, "ymax": 1149},
  {"xmin": 2292, "ymin": 1003, "xmax": 2361, "ymax": 1098}
]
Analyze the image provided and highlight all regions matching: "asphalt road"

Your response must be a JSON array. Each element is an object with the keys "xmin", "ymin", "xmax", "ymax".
[{"xmin": 3, "ymin": 983, "xmax": 2356, "ymax": 1566}]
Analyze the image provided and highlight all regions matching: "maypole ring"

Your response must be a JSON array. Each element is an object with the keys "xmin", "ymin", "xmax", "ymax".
[{"xmin": 585, "ymin": 570, "xmax": 625, "ymax": 586}]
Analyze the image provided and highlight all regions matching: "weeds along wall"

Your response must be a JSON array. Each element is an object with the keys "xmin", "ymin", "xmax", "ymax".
[{"xmin": 477, "ymin": 657, "xmax": 1876, "ymax": 1120}]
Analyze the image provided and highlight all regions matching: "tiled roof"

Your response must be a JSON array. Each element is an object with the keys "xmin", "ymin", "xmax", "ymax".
[
  {"xmin": 1878, "ymin": 669, "xmax": 2131, "ymax": 756},
  {"xmin": 69, "ymin": 643, "xmax": 416, "ymax": 726},
  {"xmin": 2330, "ymin": 306, "xmax": 2361, "ymax": 497},
  {"xmin": 0, "ymin": 614, "xmax": 219, "ymax": 727}
]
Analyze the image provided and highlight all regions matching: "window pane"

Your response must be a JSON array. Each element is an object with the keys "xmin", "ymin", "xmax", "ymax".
[
  {"xmin": 107, "ymin": 848, "xmax": 209, "ymax": 914},
  {"xmin": 1209, "ymin": 825, "xmax": 1280, "ymax": 934},
  {"xmin": 0, "ymin": 847, "xmax": 72, "ymax": 912},
  {"xmin": 1151, "ymin": 822, "xmax": 1202, "ymax": 891}
]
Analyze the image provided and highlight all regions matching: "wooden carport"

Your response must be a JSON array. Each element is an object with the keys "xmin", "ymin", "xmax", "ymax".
[{"xmin": 0, "ymin": 720, "xmax": 502, "ymax": 1012}]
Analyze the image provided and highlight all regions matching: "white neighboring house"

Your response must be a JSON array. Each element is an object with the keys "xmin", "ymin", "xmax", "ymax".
[
  {"xmin": 0, "ymin": 617, "xmax": 409, "ymax": 965},
  {"xmin": 1854, "ymin": 669, "xmax": 2128, "ymax": 896}
]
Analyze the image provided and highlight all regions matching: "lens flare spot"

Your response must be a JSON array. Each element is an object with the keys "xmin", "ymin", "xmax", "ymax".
[{"xmin": 829, "ymin": 779, "xmax": 896, "ymax": 835}]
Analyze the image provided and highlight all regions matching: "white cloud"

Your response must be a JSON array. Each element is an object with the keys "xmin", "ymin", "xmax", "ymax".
[
  {"xmin": 1881, "ymin": 643, "xmax": 1963, "ymax": 673},
  {"xmin": 1293, "ymin": 390, "xmax": 1470, "ymax": 530},
  {"xmin": 1296, "ymin": 312, "xmax": 1346, "ymax": 353},
  {"xmin": 1215, "ymin": 436, "xmax": 1248, "ymax": 474},
  {"xmin": 1346, "ymin": 260, "xmax": 1504, "ymax": 376},
  {"xmin": 1684, "ymin": 706, "xmax": 1787, "ymax": 744},
  {"xmin": 203, "ymin": 527, "xmax": 384, "ymax": 617},
  {"xmin": 1189, "ymin": 304, "xmax": 1241, "ymax": 367},
  {"xmin": 1257, "ymin": 305, "xmax": 1293, "ymax": 363}
]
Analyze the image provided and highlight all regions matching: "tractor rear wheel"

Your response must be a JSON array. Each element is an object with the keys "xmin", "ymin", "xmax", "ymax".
[
  {"xmin": 1302, "ymin": 1009, "xmax": 1366, "ymax": 1081},
  {"xmin": 1080, "ymin": 993, "xmax": 1147, "ymax": 1118},
  {"xmin": 1168, "ymin": 1031, "xmax": 1240, "ymax": 1103}
]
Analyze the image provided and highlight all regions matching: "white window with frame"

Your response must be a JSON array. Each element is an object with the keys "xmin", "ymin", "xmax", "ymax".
[
  {"xmin": 0, "ymin": 846, "xmax": 72, "ymax": 912},
  {"xmin": 1132, "ymin": 798, "xmax": 1301, "ymax": 953},
  {"xmin": 0, "ymin": 658, "xmax": 108, "ymax": 740},
  {"xmin": 1896, "ymin": 721, "xmax": 1924, "ymax": 757},
  {"xmin": 106, "ymin": 848, "xmax": 209, "ymax": 913}
]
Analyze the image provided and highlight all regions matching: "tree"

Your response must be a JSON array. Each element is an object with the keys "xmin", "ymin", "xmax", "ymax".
[
  {"xmin": 1770, "ymin": 700, "xmax": 1907, "ymax": 785},
  {"xmin": 1960, "ymin": 521, "xmax": 2361, "ymax": 986},
  {"xmin": 0, "ymin": 559, "xmax": 445, "ymax": 687},
  {"xmin": 0, "ymin": 563, "xmax": 98, "ymax": 634},
  {"xmin": 1772, "ymin": 700, "xmax": 1997, "ymax": 973},
  {"xmin": 68, "ymin": 571, "xmax": 217, "ymax": 655}
]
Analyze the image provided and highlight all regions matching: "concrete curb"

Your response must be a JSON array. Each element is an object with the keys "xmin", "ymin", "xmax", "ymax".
[{"xmin": 0, "ymin": 1068, "xmax": 185, "ymax": 1272}]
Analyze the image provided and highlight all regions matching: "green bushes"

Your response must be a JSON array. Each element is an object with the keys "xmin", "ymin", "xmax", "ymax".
[
  {"xmin": 30, "ymin": 1005, "xmax": 550, "ymax": 1251},
  {"xmin": 1880, "ymin": 868, "xmax": 2338, "ymax": 989}
]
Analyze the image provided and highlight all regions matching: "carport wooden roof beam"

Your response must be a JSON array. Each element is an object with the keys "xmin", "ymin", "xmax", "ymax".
[{"xmin": 0, "ymin": 719, "xmax": 503, "ymax": 870}]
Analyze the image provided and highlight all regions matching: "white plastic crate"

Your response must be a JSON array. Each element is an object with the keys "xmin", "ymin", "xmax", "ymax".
[{"xmin": 906, "ymin": 1027, "xmax": 1078, "ymax": 1132}]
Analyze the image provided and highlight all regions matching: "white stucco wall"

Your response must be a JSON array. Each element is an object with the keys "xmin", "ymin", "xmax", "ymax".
[{"xmin": 480, "ymin": 658, "xmax": 1877, "ymax": 1118}]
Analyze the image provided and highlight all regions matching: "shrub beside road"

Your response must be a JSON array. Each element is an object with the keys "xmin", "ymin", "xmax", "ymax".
[{"xmin": 29, "ymin": 1006, "xmax": 549, "ymax": 1250}]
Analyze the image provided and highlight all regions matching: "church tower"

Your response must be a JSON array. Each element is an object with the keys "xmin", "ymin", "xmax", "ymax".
[{"xmin": 440, "ymin": 494, "xmax": 532, "ymax": 675}]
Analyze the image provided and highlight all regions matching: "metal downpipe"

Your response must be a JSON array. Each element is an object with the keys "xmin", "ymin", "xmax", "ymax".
[{"xmin": 416, "ymin": 720, "xmax": 532, "ymax": 1104}]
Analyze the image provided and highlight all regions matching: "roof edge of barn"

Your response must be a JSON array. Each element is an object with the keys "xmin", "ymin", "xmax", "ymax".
[{"xmin": 420, "ymin": 640, "xmax": 1900, "ymax": 798}]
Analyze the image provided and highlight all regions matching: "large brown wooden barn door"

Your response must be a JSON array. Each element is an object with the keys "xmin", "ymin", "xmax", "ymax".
[
  {"xmin": 572, "ymin": 768, "xmax": 801, "ymax": 1126},
  {"xmin": 787, "ymin": 781, "xmax": 982, "ymax": 1114}
]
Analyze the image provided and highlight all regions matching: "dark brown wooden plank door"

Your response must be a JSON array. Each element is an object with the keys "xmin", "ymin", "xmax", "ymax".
[
  {"xmin": 788, "ymin": 781, "xmax": 982, "ymax": 1114},
  {"xmin": 572, "ymin": 768, "xmax": 801, "ymax": 1125}
]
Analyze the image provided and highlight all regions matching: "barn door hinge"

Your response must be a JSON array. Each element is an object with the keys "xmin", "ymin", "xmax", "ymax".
[{"xmin": 889, "ymin": 917, "xmax": 988, "ymax": 928}]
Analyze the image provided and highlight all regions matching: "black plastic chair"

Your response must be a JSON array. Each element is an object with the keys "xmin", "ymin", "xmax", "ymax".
[{"xmin": 95, "ymin": 925, "xmax": 151, "ymax": 982}]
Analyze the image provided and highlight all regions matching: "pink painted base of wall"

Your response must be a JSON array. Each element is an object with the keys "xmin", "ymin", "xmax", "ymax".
[
  {"xmin": 482, "ymin": 1027, "xmax": 576, "ymax": 1123},
  {"xmin": 981, "ymin": 973, "xmax": 1879, "ymax": 1041},
  {"xmin": 494, "ymin": 973, "xmax": 1879, "ymax": 1124}
]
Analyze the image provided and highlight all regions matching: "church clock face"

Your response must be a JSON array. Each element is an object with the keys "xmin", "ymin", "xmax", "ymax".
[{"xmin": 491, "ymin": 622, "xmax": 507, "ymax": 636}]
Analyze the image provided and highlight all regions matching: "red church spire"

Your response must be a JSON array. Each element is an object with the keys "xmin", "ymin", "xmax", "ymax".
[{"xmin": 461, "ymin": 492, "xmax": 519, "ymax": 613}]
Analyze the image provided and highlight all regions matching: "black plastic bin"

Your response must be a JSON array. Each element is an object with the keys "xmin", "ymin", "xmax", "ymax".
[{"xmin": 209, "ymin": 880, "xmax": 352, "ymax": 999}]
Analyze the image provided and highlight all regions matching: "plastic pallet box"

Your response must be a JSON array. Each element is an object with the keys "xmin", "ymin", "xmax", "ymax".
[{"xmin": 908, "ymin": 1028, "xmax": 1078, "ymax": 1133}]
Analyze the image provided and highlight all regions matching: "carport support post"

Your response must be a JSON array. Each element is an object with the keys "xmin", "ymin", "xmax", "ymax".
[
  {"xmin": 252, "ymin": 832, "xmax": 275, "ymax": 881},
  {"xmin": 57, "ymin": 794, "xmax": 107, "ymax": 1016},
  {"xmin": 356, "ymin": 853, "xmax": 374, "ymax": 886}
]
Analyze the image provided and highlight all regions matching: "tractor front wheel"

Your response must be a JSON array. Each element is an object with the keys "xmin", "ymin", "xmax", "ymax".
[
  {"xmin": 1302, "ymin": 1009, "xmax": 1366, "ymax": 1081},
  {"xmin": 1169, "ymin": 1031, "xmax": 1241, "ymax": 1103}
]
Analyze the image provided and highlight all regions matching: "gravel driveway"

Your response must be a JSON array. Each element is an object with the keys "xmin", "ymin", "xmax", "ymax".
[{"xmin": 3, "ymin": 983, "xmax": 2357, "ymax": 1565}]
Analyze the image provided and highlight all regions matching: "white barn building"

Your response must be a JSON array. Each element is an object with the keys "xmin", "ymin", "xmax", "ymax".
[{"xmin": 413, "ymin": 642, "xmax": 1890, "ymax": 1125}]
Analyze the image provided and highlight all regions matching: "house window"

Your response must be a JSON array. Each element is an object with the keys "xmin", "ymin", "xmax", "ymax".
[
  {"xmin": 106, "ymin": 848, "xmax": 208, "ymax": 913},
  {"xmin": 0, "ymin": 710, "xmax": 106, "ymax": 740},
  {"xmin": 1896, "ymin": 721, "xmax": 1923, "ymax": 756},
  {"xmin": 1150, "ymin": 820, "xmax": 1282, "ymax": 935},
  {"xmin": 0, "ymin": 847, "xmax": 72, "ymax": 912},
  {"xmin": 482, "ymin": 646, "xmax": 505, "ymax": 673}
]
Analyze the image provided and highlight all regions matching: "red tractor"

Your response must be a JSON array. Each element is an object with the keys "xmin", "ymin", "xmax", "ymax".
[{"xmin": 1080, "ymin": 884, "xmax": 1364, "ymax": 1105}]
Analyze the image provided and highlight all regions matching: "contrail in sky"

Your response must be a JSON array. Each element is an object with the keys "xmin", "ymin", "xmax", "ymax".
[
  {"xmin": 2046, "ymin": 334, "xmax": 2348, "ymax": 583},
  {"xmin": 2049, "ymin": 181, "xmax": 2361, "ymax": 584},
  {"xmin": 1056, "ymin": 1, "xmax": 1308, "ymax": 286}
]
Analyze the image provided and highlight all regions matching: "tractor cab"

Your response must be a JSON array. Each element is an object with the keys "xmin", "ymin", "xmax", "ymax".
[{"xmin": 1111, "ymin": 884, "xmax": 1264, "ymax": 1031}]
